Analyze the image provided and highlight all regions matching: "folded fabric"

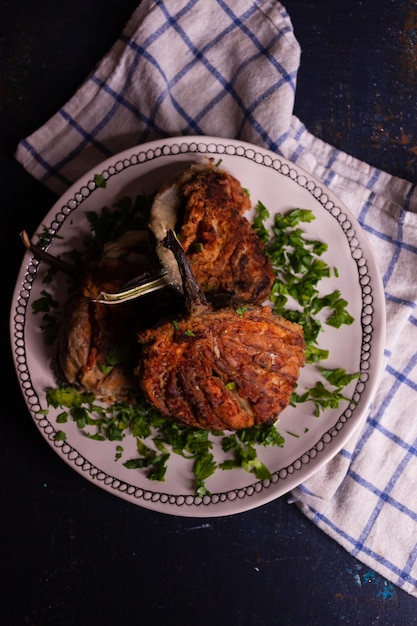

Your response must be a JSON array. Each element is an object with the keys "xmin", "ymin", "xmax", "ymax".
[
  {"xmin": 16, "ymin": 0, "xmax": 301, "ymax": 195},
  {"xmin": 15, "ymin": 0, "xmax": 417, "ymax": 598}
]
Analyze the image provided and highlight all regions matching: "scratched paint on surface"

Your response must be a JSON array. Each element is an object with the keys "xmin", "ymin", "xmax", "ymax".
[
  {"xmin": 337, "ymin": 564, "xmax": 397, "ymax": 602},
  {"xmin": 390, "ymin": 1, "xmax": 417, "ymax": 167},
  {"xmin": 399, "ymin": 1, "xmax": 417, "ymax": 85},
  {"xmin": 362, "ymin": 570, "xmax": 396, "ymax": 601}
]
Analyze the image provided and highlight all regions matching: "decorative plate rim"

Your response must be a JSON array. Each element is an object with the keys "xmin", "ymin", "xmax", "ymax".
[{"xmin": 10, "ymin": 136, "xmax": 386, "ymax": 517}]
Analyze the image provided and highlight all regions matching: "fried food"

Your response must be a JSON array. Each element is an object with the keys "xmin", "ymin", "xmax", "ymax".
[
  {"xmin": 54, "ymin": 231, "xmax": 183, "ymax": 402},
  {"xmin": 54, "ymin": 292, "xmax": 139, "ymax": 402},
  {"xmin": 150, "ymin": 162, "xmax": 275, "ymax": 303},
  {"xmin": 137, "ymin": 231, "xmax": 305, "ymax": 430},
  {"xmin": 52, "ymin": 164, "xmax": 305, "ymax": 426}
]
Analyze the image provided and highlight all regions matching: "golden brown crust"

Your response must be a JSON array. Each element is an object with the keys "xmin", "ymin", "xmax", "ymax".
[
  {"xmin": 138, "ymin": 305, "xmax": 305, "ymax": 430},
  {"xmin": 54, "ymin": 293, "xmax": 140, "ymax": 402},
  {"xmin": 177, "ymin": 164, "xmax": 275, "ymax": 303}
]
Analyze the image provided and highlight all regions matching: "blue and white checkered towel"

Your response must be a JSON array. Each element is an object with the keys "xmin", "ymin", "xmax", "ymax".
[{"xmin": 15, "ymin": 0, "xmax": 417, "ymax": 598}]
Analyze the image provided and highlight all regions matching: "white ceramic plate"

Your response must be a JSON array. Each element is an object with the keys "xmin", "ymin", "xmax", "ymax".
[{"xmin": 10, "ymin": 136, "xmax": 385, "ymax": 517}]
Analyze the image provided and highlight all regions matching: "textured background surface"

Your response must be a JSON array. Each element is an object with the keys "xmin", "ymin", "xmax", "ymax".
[{"xmin": 2, "ymin": 2, "xmax": 417, "ymax": 624}]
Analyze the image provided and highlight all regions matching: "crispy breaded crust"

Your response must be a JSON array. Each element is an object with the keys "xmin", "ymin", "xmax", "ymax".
[
  {"xmin": 138, "ymin": 305, "xmax": 305, "ymax": 430},
  {"xmin": 176, "ymin": 163, "xmax": 275, "ymax": 303}
]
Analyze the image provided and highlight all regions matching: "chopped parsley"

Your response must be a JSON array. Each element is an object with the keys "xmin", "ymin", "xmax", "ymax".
[
  {"xmin": 220, "ymin": 424, "xmax": 285, "ymax": 480},
  {"xmin": 54, "ymin": 430, "xmax": 67, "ymax": 441},
  {"xmin": 94, "ymin": 173, "xmax": 107, "ymax": 189},
  {"xmin": 235, "ymin": 305, "xmax": 248, "ymax": 317},
  {"xmin": 254, "ymin": 202, "xmax": 355, "ymax": 351},
  {"xmin": 291, "ymin": 367, "xmax": 360, "ymax": 417}
]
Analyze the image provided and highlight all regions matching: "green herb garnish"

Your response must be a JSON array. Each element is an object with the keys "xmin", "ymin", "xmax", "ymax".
[
  {"xmin": 94, "ymin": 173, "xmax": 107, "ymax": 188},
  {"xmin": 261, "ymin": 205, "xmax": 355, "ymax": 347},
  {"xmin": 235, "ymin": 305, "xmax": 248, "ymax": 317}
]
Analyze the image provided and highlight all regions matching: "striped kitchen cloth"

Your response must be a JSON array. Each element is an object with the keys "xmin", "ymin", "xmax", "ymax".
[{"xmin": 15, "ymin": 0, "xmax": 417, "ymax": 598}]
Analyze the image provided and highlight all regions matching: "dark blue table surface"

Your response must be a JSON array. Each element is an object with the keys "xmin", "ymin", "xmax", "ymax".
[{"xmin": 2, "ymin": 2, "xmax": 417, "ymax": 625}]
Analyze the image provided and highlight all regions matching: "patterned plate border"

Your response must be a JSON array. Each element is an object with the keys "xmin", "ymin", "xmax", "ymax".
[{"xmin": 11, "ymin": 140, "xmax": 374, "ymax": 513}]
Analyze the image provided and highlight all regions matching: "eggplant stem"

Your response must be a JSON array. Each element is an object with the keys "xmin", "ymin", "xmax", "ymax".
[
  {"xmin": 162, "ymin": 229, "xmax": 208, "ymax": 312},
  {"xmin": 20, "ymin": 230, "xmax": 78, "ymax": 278}
]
